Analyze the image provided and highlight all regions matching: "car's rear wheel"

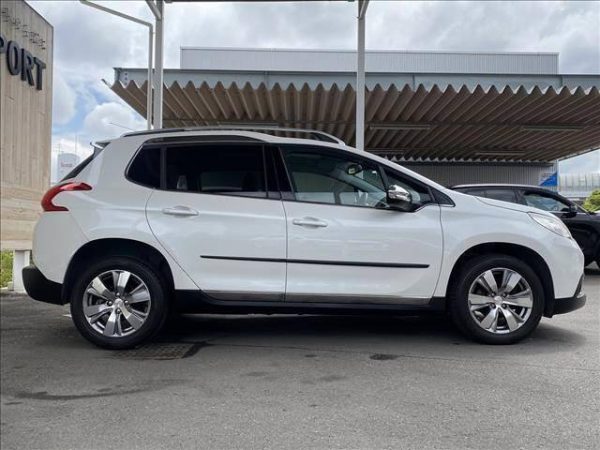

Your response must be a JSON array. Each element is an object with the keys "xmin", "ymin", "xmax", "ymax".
[
  {"xmin": 450, "ymin": 255, "xmax": 544, "ymax": 344},
  {"xmin": 70, "ymin": 257, "xmax": 168, "ymax": 349}
]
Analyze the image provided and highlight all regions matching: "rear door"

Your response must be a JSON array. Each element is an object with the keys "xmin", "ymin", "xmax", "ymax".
[
  {"xmin": 144, "ymin": 141, "xmax": 287, "ymax": 301},
  {"xmin": 279, "ymin": 145, "xmax": 443, "ymax": 304}
]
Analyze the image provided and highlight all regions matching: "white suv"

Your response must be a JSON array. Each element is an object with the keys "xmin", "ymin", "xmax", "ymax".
[{"xmin": 23, "ymin": 127, "xmax": 586, "ymax": 349}]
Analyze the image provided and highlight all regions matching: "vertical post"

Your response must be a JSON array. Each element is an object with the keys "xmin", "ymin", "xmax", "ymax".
[
  {"xmin": 356, "ymin": 0, "xmax": 368, "ymax": 151},
  {"xmin": 79, "ymin": 1, "xmax": 155, "ymax": 129},
  {"xmin": 12, "ymin": 250, "xmax": 31, "ymax": 293},
  {"xmin": 153, "ymin": 0, "xmax": 164, "ymax": 129},
  {"xmin": 147, "ymin": 26, "xmax": 153, "ymax": 129}
]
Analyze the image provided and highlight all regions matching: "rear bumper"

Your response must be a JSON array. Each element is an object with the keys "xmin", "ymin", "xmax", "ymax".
[{"xmin": 22, "ymin": 265, "xmax": 65, "ymax": 305}]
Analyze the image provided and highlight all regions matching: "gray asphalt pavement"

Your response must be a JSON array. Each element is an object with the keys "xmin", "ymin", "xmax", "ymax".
[{"xmin": 1, "ymin": 269, "xmax": 599, "ymax": 450}]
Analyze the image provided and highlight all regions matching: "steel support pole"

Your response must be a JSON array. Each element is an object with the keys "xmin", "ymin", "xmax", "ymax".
[
  {"xmin": 356, "ymin": 0, "xmax": 369, "ymax": 150},
  {"xmin": 147, "ymin": 28, "xmax": 153, "ymax": 129},
  {"xmin": 153, "ymin": 1, "xmax": 164, "ymax": 129},
  {"xmin": 79, "ymin": 0, "xmax": 153, "ymax": 129}
]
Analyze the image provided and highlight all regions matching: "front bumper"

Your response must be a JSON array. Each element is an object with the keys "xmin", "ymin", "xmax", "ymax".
[
  {"xmin": 552, "ymin": 292, "xmax": 587, "ymax": 316},
  {"xmin": 22, "ymin": 265, "xmax": 65, "ymax": 305},
  {"xmin": 545, "ymin": 275, "xmax": 586, "ymax": 317}
]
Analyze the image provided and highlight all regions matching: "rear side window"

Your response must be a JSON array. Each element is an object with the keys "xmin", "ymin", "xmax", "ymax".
[
  {"xmin": 165, "ymin": 145, "xmax": 266, "ymax": 198},
  {"xmin": 484, "ymin": 189, "xmax": 517, "ymax": 203},
  {"xmin": 463, "ymin": 188, "xmax": 487, "ymax": 197},
  {"xmin": 127, "ymin": 147, "xmax": 161, "ymax": 188}
]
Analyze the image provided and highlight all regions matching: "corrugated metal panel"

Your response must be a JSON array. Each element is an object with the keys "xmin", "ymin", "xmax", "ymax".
[
  {"xmin": 111, "ymin": 79, "xmax": 600, "ymax": 163},
  {"xmin": 401, "ymin": 162, "xmax": 556, "ymax": 187},
  {"xmin": 559, "ymin": 172, "xmax": 600, "ymax": 199},
  {"xmin": 115, "ymin": 69, "xmax": 599, "ymax": 91},
  {"xmin": 180, "ymin": 48, "xmax": 559, "ymax": 75}
]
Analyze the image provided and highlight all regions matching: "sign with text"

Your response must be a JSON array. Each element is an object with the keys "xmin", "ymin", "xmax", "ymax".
[{"xmin": 0, "ymin": 33, "xmax": 46, "ymax": 90}]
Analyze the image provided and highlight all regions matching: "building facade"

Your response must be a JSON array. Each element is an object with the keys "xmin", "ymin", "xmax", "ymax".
[{"xmin": 0, "ymin": 0, "xmax": 53, "ymax": 251}]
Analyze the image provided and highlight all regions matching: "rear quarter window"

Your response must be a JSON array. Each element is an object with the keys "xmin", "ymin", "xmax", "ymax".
[{"xmin": 127, "ymin": 147, "xmax": 161, "ymax": 188}]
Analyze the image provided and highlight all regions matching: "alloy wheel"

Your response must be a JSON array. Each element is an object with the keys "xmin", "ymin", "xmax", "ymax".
[
  {"xmin": 467, "ymin": 267, "xmax": 533, "ymax": 334},
  {"xmin": 82, "ymin": 270, "xmax": 152, "ymax": 337}
]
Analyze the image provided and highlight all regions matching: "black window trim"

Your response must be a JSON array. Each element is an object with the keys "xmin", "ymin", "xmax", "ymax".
[
  {"xmin": 125, "ymin": 139, "xmax": 451, "ymax": 210},
  {"xmin": 276, "ymin": 144, "xmax": 442, "ymax": 212}
]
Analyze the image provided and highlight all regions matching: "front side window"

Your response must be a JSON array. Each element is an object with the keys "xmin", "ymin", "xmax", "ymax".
[
  {"xmin": 165, "ymin": 145, "xmax": 266, "ymax": 198},
  {"xmin": 523, "ymin": 192, "xmax": 571, "ymax": 212},
  {"xmin": 282, "ymin": 148, "xmax": 388, "ymax": 207},
  {"xmin": 384, "ymin": 169, "xmax": 433, "ymax": 208}
]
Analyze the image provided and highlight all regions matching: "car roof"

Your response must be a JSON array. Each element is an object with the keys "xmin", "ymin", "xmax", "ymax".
[{"xmin": 452, "ymin": 183, "xmax": 550, "ymax": 190}]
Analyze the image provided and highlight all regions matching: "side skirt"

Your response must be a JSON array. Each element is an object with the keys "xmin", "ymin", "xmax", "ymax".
[{"xmin": 173, "ymin": 290, "xmax": 447, "ymax": 316}]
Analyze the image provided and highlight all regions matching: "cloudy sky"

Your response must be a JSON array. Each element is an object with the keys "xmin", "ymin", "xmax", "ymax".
[{"xmin": 29, "ymin": 0, "xmax": 600, "ymax": 179}]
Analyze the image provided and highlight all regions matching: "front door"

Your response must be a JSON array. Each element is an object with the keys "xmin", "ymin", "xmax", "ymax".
[
  {"xmin": 146, "ymin": 142, "xmax": 287, "ymax": 301},
  {"xmin": 279, "ymin": 146, "xmax": 444, "ymax": 304}
]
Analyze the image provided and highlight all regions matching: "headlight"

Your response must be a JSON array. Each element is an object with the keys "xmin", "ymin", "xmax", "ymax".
[{"xmin": 528, "ymin": 212, "xmax": 572, "ymax": 238}]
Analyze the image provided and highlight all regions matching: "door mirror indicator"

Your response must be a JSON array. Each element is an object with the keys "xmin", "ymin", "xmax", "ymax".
[{"xmin": 387, "ymin": 185, "xmax": 412, "ymax": 211}]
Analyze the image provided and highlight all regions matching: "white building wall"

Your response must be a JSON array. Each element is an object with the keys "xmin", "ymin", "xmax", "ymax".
[
  {"xmin": 402, "ymin": 162, "xmax": 557, "ymax": 188},
  {"xmin": 180, "ymin": 48, "xmax": 559, "ymax": 75}
]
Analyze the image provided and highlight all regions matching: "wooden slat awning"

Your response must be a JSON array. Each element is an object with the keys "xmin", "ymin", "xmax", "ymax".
[{"xmin": 111, "ymin": 80, "xmax": 600, "ymax": 162}]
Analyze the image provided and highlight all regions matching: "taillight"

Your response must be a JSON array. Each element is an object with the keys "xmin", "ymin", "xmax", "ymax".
[{"xmin": 41, "ymin": 182, "xmax": 92, "ymax": 212}]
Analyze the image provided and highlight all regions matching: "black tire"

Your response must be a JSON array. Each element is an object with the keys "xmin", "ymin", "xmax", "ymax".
[
  {"xmin": 449, "ymin": 254, "xmax": 544, "ymax": 345},
  {"xmin": 70, "ymin": 256, "xmax": 168, "ymax": 349}
]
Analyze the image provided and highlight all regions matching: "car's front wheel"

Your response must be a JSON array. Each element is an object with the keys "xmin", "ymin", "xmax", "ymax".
[
  {"xmin": 70, "ymin": 257, "xmax": 168, "ymax": 349},
  {"xmin": 450, "ymin": 255, "xmax": 544, "ymax": 344}
]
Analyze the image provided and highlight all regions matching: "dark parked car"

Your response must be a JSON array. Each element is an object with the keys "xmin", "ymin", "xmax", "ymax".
[{"xmin": 452, "ymin": 184, "xmax": 600, "ymax": 267}]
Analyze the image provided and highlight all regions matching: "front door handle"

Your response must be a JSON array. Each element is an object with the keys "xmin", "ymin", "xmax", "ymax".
[
  {"xmin": 162, "ymin": 206, "xmax": 199, "ymax": 217},
  {"xmin": 292, "ymin": 217, "xmax": 328, "ymax": 228}
]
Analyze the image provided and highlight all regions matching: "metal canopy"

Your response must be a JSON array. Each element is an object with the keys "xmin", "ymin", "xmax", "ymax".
[{"xmin": 111, "ymin": 77, "xmax": 600, "ymax": 162}]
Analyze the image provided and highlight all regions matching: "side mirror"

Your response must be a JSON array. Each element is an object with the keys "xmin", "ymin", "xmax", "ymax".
[
  {"xmin": 563, "ymin": 204, "xmax": 578, "ymax": 218},
  {"xmin": 345, "ymin": 163, "xmax": 363, "ymax": 176},
  {"xmin": 387, "ymin": 185, "xmax": 413, "ymax": 211}
]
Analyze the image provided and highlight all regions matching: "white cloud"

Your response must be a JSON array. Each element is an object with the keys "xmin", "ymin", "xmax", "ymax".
[
  {"xmin": 83, "ymin": 102, "xmax": 146, "ymax": 140},
  {"xmin": 52, "ymin": 71, "xmax": 77, "ymax": 125},
  {"xmin": 560, "ymin": 150, "xmax": 600, "ymax": 174}
]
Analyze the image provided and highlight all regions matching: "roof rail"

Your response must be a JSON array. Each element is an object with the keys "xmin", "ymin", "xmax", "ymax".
[{"xmin": 122, "ymin": 125, "xmax": 345, "ymax": 145}]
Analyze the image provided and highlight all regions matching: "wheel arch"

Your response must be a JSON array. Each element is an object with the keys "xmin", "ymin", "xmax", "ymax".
[
  {"xmin": 62, "ymin": 238, "xmax": 175, "ymax": 303},
  {"xmin": 445, "ymin": 242, "xmax": 555, "ymax": 317}
]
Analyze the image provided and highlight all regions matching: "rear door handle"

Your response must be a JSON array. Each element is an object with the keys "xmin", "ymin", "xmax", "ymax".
[
  {"xmin": 162, "ymin": 206, "xmax": 199, "ymax": 217},
  {"xmin": 292, "ymin": 217, "xmax": 328, "ymax": 228}
]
